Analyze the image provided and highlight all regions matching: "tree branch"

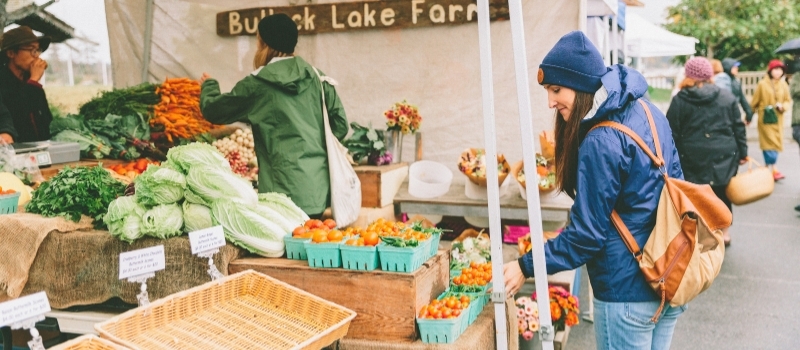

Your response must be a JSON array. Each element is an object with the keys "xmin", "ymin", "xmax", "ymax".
[{"xmin": 734, "ymin": 51, "xmax": 758, "ymax": 61}]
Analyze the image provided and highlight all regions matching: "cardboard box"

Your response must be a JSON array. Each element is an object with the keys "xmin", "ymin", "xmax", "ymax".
[{"xmin": 355, "ymin": 163, "xmax": 408, "ymax": 208}]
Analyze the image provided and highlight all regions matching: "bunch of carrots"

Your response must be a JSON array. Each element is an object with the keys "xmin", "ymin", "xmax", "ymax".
[{"xmin": 151, "ymin": 78, "xmax": 217, "ymax": 142}]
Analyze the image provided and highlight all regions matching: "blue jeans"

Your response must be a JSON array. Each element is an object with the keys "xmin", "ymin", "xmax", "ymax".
[{"xmin": 594, "ymin": 298, "xmax": 687, "ymax": 350}]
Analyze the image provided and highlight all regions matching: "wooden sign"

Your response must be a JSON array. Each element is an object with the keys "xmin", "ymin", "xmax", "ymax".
[{"xmin": 217, "ymin": 0, "xmax": 509, "ymax": 36}]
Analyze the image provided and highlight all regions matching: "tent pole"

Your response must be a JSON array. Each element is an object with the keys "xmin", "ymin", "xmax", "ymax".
[
  {"xmin": 474, "ymin": 0, "xmax": 508, "ymax": 348},
  {"xmin": 506, "ymin": 0, "xmax": 555, "ymax": 347},
  {"xmin": 141, "ymin": 0, "xmax": 155, "ymax": 83},
  {"xmin": 611, "ymin": 15, "xmax": 618, "ymax": 65}
]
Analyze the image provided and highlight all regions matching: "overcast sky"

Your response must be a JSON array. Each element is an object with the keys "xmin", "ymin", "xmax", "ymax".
[{"xmin": 33, "ymin": 0, "xmax": 678, "ymax": 64}]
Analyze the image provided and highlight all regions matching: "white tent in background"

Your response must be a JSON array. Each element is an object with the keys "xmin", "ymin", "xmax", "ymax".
[{"xmin": 625, "ymin": 12, "xmax": 698, "ymax": 57}]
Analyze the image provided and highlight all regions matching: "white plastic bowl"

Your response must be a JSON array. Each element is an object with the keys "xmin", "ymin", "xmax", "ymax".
[{"xmin": 408, "ymin": 161, "xmax": 453, "ymax": 199}]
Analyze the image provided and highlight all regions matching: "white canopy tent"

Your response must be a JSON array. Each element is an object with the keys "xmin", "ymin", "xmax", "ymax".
[
  {"xmin": 625, "ymin": 12, "xmax": 697, "ymax": 58},
  {"xmin": 105, "ymin": 1, "xmax": 590, "ymax": 349},
  {"xmin": 585, "ymin": 0, "xmax": 620, "ymax": 66}
]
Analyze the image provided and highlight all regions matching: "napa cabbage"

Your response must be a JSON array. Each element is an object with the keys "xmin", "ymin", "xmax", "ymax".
[
  {"xmin": 186, "ymin": 165, "xmax": 257, "ymax": 205},
  {"xmin": 183, "ymin": 201, "xmax": 214, "ymax": 233},
  {"xmin": 166, "ymin": 143, "xmax": 230, "ymax": 173},
  {"xmin": 211, "ymin": 199, "xmax": 286, "ymax": 257},
  {"xmin": 134, "ymin": 165, "xmax": 186, "ymax": 206},
  {"xmin": 141, "ymin": 203, "xmax": 184, "ymax": 239},
  {"xmin": 257, "ymin": 192, "xmax": 309, "ymax": 227}
]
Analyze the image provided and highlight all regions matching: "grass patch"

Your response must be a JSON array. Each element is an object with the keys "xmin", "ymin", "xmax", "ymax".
[
  {"xmin": 647, "ymin": 87, "xmax": 672, "ymax": 103},
  {"xmin": 44, "ymin": 85, "xmax": 111, "ymax": 115}
]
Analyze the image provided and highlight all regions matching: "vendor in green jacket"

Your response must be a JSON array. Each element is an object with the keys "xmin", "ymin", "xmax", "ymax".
[{"xmin": 199, "ymin": 14, "xmax": 349, "ymax": 218}]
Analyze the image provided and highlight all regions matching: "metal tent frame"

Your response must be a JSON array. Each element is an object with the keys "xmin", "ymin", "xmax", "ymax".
[{"xmin": 475, "ymin": 0, "xmax": 555, "ymax": 348}]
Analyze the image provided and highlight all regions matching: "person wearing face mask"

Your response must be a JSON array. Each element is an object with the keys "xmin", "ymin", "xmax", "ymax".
[
  {"xmin": 503, "ymin": 31, "xmax": 685, "ymax": 350},
  {"xmin": 0, "ymin": 26, "xmax": 53, "ymax": 143},
  {"xmin": 750, "ymin": 59, "xmax": 791, "ymax": 181}
]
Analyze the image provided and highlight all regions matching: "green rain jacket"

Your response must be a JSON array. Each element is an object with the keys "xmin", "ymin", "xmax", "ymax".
[{"xmin": 200, "ymin": 57, "xmax": 349, "ymax": 215}]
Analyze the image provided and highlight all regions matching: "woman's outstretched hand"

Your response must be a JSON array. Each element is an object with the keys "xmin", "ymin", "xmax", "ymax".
[{"xmin": 504, "ymin": 260, "xmax": 527, "ymax": 299}]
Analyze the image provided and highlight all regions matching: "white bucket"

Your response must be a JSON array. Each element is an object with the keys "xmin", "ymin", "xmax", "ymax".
[{"xmin": 408, "ymin": 161, "xmax": 453, "ymax": 199}]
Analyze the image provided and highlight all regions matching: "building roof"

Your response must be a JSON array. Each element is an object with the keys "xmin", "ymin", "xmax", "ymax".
[{"xmin": 5, "ymin": 0, "xmax": 75, "ymax": 43}]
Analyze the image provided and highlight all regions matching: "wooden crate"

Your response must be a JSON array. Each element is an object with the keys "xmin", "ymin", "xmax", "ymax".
[
  {"xmin": 355, "ymin": 163, "xmax": 408, "ymax": 208},
  {"xmin": 346, "ymin": 204, "xmax": 397, "ymax": 228},
  {"xmin": 228, "ymin": 251, "xmax": 449, "ymax": 342}
]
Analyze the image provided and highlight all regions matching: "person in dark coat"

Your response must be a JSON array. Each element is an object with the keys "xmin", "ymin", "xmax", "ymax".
[
  {"xmin": 666, "ymin": 57, "xmax": 747, "ymax": 246},
  {"xmin": 0, "ymin": 94, "xmax": 17, "ymax": 144},
  {"xmin": 0, "ymin": 26, "xmax": 53, "ymax": 143},
  {"xmin": 503, "ymin": 31, "xmax": 686, "ymax": 350},
  {"xmin": 721, "ymin": 58, "xmax": 754, "ymax": 124}
]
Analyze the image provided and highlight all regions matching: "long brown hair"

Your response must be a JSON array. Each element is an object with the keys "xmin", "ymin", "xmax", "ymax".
[
  {"xmin": 554, "ymin": 91, "xmax": 595, "ymax": 197},
  {"xmin": 253, "ymin": 33, "xmax": 292, "ymax": 69},
  {"xmin": 677, "ymin": 77, "xmax": 710, "ymax": 90}
]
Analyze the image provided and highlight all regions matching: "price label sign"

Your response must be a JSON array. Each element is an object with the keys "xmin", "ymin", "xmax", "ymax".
[
  {"xmin": 0, "ymin": 292, "xmax": 51, "ymax": 327},
  {"xmin": 189, "ymin": 225, "xmax": 226, "ymax": 254},
  {"xmin": 119, "ymin": 245, "xmax": 166, "ymax": 280}
]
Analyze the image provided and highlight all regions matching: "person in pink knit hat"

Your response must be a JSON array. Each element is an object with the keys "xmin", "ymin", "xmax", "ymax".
[{"xmin": 665, "ymin": 56, "xmax": 748, "ymax": 246}]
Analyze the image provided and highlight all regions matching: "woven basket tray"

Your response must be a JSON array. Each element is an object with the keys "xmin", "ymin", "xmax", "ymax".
[
  {"xmin": 49, "ymin": 335, "xmax": 127, "ymax": 350},
  {"xmin": 95, "ymin": 270, "xmax": 356, "ymax": 350}
]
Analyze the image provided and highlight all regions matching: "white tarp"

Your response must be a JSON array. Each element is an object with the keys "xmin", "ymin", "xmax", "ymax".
[
  {"xmin": 586, "ymin": 0, "xmax": 617, "ymax": 17},
  {"xmin": 105, "ymin": 0, "xmax": 581, "ymax": 173},
  {"xmin": 625, "ymin": 12, "xmax": 697, "ymax": 58}
]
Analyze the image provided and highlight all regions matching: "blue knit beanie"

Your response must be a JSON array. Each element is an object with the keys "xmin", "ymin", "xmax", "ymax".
[{"xmin": 538, "ymin": 31, "xmax": 609, "ymax": 94}]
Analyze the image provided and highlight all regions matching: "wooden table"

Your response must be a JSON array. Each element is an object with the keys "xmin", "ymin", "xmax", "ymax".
[
  {"xmin": 394, "ymin": 182, "xmax": 574, "ymax": 222},
  {"xmin": 229, "ymin": 252, "xmax": 450, "ymax": 342}
]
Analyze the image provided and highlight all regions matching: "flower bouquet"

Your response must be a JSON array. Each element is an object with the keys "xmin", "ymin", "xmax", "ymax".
[
  {"xmin": 533, "ymin": 286, "xmax": 580, "ymax": 331},
  {"xmin": 513, "ymin": 154, "xmax": 556, "ymax": 193},
  {"xmin": 515, "ymin": 296, "xmax": 540, "ymax": 341},
  {"xmin": 385, "ymin": 100, "xmax": 422, "ymax": 134},
  {"xmin": 458, "ymin": 148, "xmax": 510, "ymax": 187}
]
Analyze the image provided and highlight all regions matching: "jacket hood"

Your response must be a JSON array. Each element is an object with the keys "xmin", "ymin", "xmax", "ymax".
[
  {"xmin": 678, "ymin": 83, "xmax": 720, "ymax": 104},
  {"xmin": 582, "ymin": 64, "xmax": 648, "ymax": 123},
  {"xmin": 722, "ymin": 58, "xmax": 738, "ymax": 76},
  {"xmin": 251, "ymin": 56, "xmax": 313, "ymax": 95}
]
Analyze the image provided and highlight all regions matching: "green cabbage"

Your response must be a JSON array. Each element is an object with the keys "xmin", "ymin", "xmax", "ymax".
[
  {"xmin": 211, "ymin": 199, "xmax": 286, "ymax": 257},
  {"xmin": 105, "ymin": 196, "xmax": 146, "ymax": 223},
  {"xmin": 183, "ymin": 188, "xmax": 210, "ymax": 206},
  {"xmin": 105, "ymin": 196, "xmax": 147, "ymax": 243},
  {"xmin": 141, "ymin": 203, "xmax": 184, "ymax": 239},
  {"xmin": 187, "ymin": 165, "xmax": 257, "ymax": 205},
  {"xmin": 183, "ymin": 201, "xmax": 214, "ymax": 233},
  {"xmin": 257, "ymin": 192, "xmax": 309, "ymax": 227},
  {"xmin": 108, "ymin": 215, "xmax": 145, "ymax": 243},
  {"xmin": 166, "ymin": 143, "xmax": 230, "ymax": 173},
  {"xmin": 134, "ymin": 165, "xmax": 186, "ymax": 206}
]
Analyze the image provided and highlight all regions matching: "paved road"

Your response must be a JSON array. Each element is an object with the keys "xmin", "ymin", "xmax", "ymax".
[{"xmin": 565, "ymin": 138, "xmax": 800, "ymax": 349}]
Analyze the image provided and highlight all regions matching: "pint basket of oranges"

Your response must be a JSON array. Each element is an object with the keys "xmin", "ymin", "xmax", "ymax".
[{"xmin": 292, "ymin": 219, "xmax": 352, "ymax": 268}]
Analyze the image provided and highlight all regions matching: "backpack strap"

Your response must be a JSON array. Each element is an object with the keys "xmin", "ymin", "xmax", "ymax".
[{"xmin": 588, "ymin": 100, "xmax": 666, "ymax": 261}]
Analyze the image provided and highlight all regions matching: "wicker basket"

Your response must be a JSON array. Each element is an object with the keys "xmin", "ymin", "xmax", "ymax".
[
  {"xmin": 49, "ymin": 335, "xmax": 127, "ymax": 350},
  {"xmin": 95, "ymin": 270, "xmax": 356, "ymax": 350},
  {"xmin": 725, "ymin": 159, "xmax": 774, "ymax": 205}
]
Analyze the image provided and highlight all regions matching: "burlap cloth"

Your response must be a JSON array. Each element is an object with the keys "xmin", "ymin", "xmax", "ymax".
[
  {"xmin": 334, "ymin": 299, "xmax": 519, "ymax": 350},
  {"xmin": 0, "ymin": 213, "xmax": 242, "ymax": 309}
]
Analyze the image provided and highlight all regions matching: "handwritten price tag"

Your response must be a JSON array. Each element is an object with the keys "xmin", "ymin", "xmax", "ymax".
[
  {"xmin": 0, "ymin": 292, "xmax": 51, "ymax": 327},
  {"xmin": 119, "ymin": 245, "xmax": 166, "ymax": 280},
  {"xmin": 189, "ymin": 226, "xmax": 226, "ymax": 254}
]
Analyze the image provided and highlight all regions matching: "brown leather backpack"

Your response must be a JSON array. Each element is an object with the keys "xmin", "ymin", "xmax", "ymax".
[{"xmin": 591, "ymin": 100, "xmax": 731, "ymax": 322}]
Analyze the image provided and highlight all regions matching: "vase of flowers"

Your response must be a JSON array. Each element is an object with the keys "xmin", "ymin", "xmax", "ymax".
[
  {"xmin": 515, "ymin": 296, "xmax": 540, "ymax": 349},
  {"xmin": 533, "ymin": 286, "xmax": 580, "ymax": 332},
  {"xmin": 384, "ymin": 100, "xmax": 422, "ymax": 163}
]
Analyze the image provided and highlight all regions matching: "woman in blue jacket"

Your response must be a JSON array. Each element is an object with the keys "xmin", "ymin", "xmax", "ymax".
[{"xmin": 503, "ymin": 31, "xmax": 685, "ymax": 349}]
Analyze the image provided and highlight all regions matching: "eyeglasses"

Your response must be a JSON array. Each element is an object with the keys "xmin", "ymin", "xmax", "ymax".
[{"xmin": 17, "ymin": 47, "xmax": 41, "ymax": 56}]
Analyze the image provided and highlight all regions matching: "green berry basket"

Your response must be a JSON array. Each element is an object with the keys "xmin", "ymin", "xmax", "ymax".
[
  {"xmin": 283, "ymin": 235, "xmax": 310, "ymax": 260},
  {"xmin": 416, "ymin": 313, "xmax": 466, "ymax": 344},
  {"xmin": 428, "ymin": 232, "xmax": 442, "ymax": 258},
  {"xmin": 436, "ymin": 291, "xmax": 480, "ymax": 326},
  {"xmin": 377, "ymin": 240, "xmax": 430, "ymax": 273},
  {"xmin": 0, "ymin": 192, "xmax": 21, "ymax": 215},
  {"xmin": 303, "ymin": 241, "xmax": 342, "ymax": 268},
  {"xmin": 340, "ymin": 244, "xmax": 379, "ymax": 271}
]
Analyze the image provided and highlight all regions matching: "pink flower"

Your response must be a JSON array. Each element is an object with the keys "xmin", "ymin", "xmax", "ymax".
[
  {"xmin": 522, "ymin": 330, "xmax": 534, "ymax": 341},
  {"xmin": 518, "ymin": 309, "xmax": 526, "ymax": 318}
]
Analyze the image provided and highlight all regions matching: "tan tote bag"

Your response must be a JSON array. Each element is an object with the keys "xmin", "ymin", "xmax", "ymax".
[
  {"xmin": 313, "ymin": 68, "xmax": 361, "ymax": 226},
  {"xmin": 725, "ymin": 158, "xmax": 774, "ymax": 205},
  {"xmin": 590, "ymin": 100, "xmax": 731, "ymax": 323}
]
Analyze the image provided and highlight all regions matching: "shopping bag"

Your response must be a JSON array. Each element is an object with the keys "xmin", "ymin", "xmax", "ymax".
[
  {"xmin": 725, "ymin": 158, "xmax": 774, "ymax": 205},
  {"xmin": 313, "ymin": 68, "xmax": 361, "ymax": 226}
]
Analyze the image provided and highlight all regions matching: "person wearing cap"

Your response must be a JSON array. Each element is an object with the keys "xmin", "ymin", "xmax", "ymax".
[
  {"xmin": 720, "ymin": 58, "xmax": 754, "ymax": 124},
  {"xmin": 0, "ymin": 26, "xmax": 53, "ymax": 143},
  {"xmin": 666, "ymin": 57, "xmax": 747, "ymax": 247},
  {"xmin": 503, "ymin": 31, "xmax": 685, "ymax": 349},
  {"xmin": 711, "ymin": 59, "xmax": 731, "ymax": 91},
  {"xmin": 199, "ymin": 14, "xmax": 348, "ymax": 218},
  {"xmin": 751, "ymin": 59, "xmax": 791, "ymax": 181}
]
